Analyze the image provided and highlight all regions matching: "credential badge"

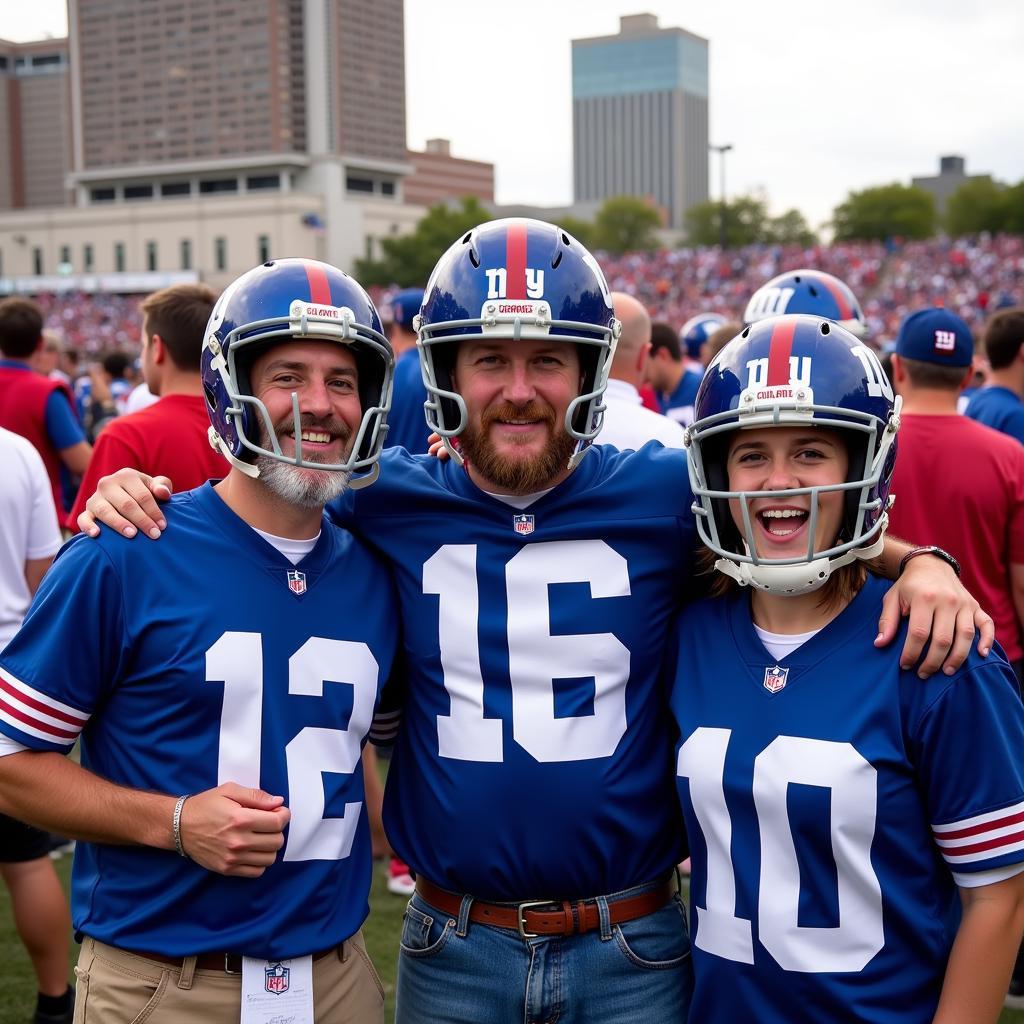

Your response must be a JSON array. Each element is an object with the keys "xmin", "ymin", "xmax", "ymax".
[
  {"xmin": 763, "ymin": 665, "xmax": 788, "ymax": 694},
  {"xmin": 287, "ymin": 570, "xmax": 307, "ymax": 595},
  {"xmin": 513, "ymin": 514, "xmax": 535, "ymax": 536},
  {"xmin": 265, "ymin": 962, "xmax": 290, "ymax": 994}
]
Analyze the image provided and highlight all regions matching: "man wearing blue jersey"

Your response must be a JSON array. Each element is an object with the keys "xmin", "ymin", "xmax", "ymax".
[
  {"xmin": 80, "ymin": 221, "xmax": 993, "ymax": 1024},
  {"xmin": 0, "ymin": 259, "xmax": 397, "ymax": 1023}
]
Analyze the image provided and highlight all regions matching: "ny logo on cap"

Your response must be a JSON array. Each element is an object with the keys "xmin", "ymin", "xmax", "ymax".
[{"xmin": 934, "ymin": 330, "xmax": 957, "ymax": 353}]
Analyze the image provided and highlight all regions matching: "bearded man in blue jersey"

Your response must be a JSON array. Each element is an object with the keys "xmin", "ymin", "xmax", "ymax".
[
  {"xmin": 79, "ymin": 222, "xmax": 993, "ymax": 1024},
  {"xmin": 0, "ymin": 259, "xmax": 397, "ymax": 1024}
]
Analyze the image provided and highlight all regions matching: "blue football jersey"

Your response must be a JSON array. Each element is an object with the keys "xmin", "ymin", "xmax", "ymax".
[
  {"xmin": 0, "ymin": 482, "xmax": 397, "ymax": 958},
  {"xmin": 670, "ymin": 575, "xmax": 1024, "ymax": 1024},
  {"xmin": 660, "ymin": 368, "xmax": 703, "ymax": 425},
  {"xmin": 383, "ymin": 347, "xmax": 431, "ymax": 454},
  {"xmin": 965, "ymin": 385, "xmax": 1024, "ymax": 445},
  {"xmin": 331, "ymin": 442, "xmax": 697, "ymax": 899}
]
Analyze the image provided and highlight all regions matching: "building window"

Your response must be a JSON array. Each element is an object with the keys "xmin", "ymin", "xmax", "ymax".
[
  {"xmin": 381, "ymin": 181, "xmax": 395, "ymax": 196},
  {"xmin": 124, "ymin": 184, "xmax": 154, "ymax": 200},
  {"xmin": 59, "ymin": 245, "xmax": 71, "ymax": 266},
  {"xmin": 200, "ymin": 178, "xmax": 238, "ymax": 194},
  {"xmin": 114, "ymin": 242, "xmax": 125, "ymax": 273},
  {"xmin": 33, "ymin": 248, "xmax": 43, "ymax": 275},
  {"xmin": 258, "ymin": 234, "xmax": 270, "ymax": 263},
  {"xmin": 90, "ymin": 187, "xmax": 115, "ymax": 203},
  {"xmin": 345, "ymin": 176, "xmax": 374, "ymax": 194},
  {"xmin": 181, "ymin": 238, "xmax": 192, "ymax": 270},
  {"xmin": 146, "ymin": 241, "xmax": 158, "ymax": 271},
  {"xmin": 83, "ymin": 244, "xmax": 94, "ymax": 272},
  {"xmin": 246, "ymin": 174, "xmax": 280, "ymax": 191},
  {"xmin": 215, "ymin": 237, "xmax": 227, "ymax": 271},
  {"xmin": 161, "ymin": 181, "xmax": 191, "ymax": 197}
]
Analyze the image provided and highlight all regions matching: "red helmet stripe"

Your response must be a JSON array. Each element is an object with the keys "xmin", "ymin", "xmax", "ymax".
[
  {"xmin": 304, "ymin": 262, "xmax": 332, "ymax": 306},
  {"xmin": 816, "ymin": 274, "xmax": 853, "ymax": 320},
  {"xmin": 505, "ymin": 221, "xmax": 528, "ymax": 300},
  {"xmin": 766, "ymin": 319, "xmax": 797, "ymax": 386}
]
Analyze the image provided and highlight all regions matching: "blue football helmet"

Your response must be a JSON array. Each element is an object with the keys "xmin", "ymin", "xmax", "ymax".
[
  {"xmin": 680, "ymin": 312, "xmax": 728, "ymax": 361},
  {"xmin": 201, "ymin": 258, "xmax": 393, "ymax": 488},
  {"xmin": 415, "ymin": 218, "xmax": 621, "ymax": 470},
  {"xmin": 685, "ymin": 314, "xmax": 900, "ymax": 595},
  {"xmin": 743, "ymin": 269, "xmax": 867, "ymax": 338}
]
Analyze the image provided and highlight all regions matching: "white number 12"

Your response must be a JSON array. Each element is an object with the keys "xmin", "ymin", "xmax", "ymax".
[{"xmin": 205, "ymin": 631, "xmax": 379, "ymax": 862}]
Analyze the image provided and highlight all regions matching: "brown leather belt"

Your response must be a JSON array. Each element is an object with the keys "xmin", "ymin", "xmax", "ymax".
[
  {"xmin": 415, "ymin": 876, "xmax": 675, "ymax": 939},
  {"xmin": 121, "ymin": 945, "xmax": 338, "ymax": 974}
]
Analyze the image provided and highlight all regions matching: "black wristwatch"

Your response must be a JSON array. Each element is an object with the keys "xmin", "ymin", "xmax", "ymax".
[{"xmin": 897, "ymin": 545, "xmax": 961, "ymax": 579}]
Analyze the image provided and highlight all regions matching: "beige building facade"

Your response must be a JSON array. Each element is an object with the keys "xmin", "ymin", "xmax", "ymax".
[{"xmin": 1, "ymin": 0, "xmax": 428, "ymax": 282}]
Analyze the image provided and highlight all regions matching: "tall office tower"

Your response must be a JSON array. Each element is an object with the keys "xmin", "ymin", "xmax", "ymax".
[
  {"xmin": 61, "ymin": 0, "xmax": 407, "ymax": 269},
  {"xmin": 572, "ymin": 13, "xmax": 709, "ymax": 229},
  {"xmin": 0, "ymin": 38, "xmax": 72, "ymax": 210}
]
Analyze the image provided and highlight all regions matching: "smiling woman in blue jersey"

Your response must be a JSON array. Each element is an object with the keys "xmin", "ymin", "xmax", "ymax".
[{"xmin": 672, "ymin": 314, "xmax": 1024, "ymax": 1024}]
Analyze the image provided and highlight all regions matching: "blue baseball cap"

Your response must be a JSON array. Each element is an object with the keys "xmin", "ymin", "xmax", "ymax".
[
  {"xmin": 895, "ymin": 307, "xmax": 973, "ymax": 367},
  {"xmin": 389, "ymin": 288, "xmax": 424, "ymax": 331}
]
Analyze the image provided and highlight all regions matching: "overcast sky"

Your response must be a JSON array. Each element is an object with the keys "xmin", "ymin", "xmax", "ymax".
[{"xmin": 4, "ymin": 1, "xmax": 1023, "ymax": 230}]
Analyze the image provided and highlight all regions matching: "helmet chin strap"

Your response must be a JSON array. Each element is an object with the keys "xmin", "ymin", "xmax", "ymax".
[{"xmin": 717, "ymin": 521, "xmax": 887, "ymax": 597}]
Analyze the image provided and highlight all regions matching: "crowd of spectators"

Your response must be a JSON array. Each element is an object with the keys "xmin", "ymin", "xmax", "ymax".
[
  {"xmin": 595, "ymin": 233, "xmax": 1024, "ymax": 346},
  {"xmin": 20, "ymin": 234, "xmax": 1024, "ymax": 360},
  {"xmin": 31, "ymin": 291, "xmax": 145, "ymax": 354}
]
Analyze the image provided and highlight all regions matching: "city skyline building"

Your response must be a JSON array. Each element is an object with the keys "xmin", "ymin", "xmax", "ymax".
[
  {"xmin": 572, "ymin": 12, "xmax": 709, "ymax": 229},
  {"xmin": 1, "ymin": 0, "xmax": 428, "ymax": 284},
  {"xmin": 0, "ymin": 36, "xmax": 73, "ymax": 210}
]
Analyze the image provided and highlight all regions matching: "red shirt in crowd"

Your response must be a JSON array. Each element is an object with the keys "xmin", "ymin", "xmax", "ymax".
[
  {"xmin": 887, "ymin": 413, "xmax": 1024, "ymax": 662},
  {"xmin": 0, "ymin": 365, "xmax": 76, "ymax": 513},
  {"xmin": 67, "ymin": 393, "xmax": 228, "ymax": 532}
]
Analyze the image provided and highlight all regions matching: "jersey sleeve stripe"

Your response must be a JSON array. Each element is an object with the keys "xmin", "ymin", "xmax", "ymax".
[
  {"xmin": 934, "ymin": 829, "xmax": 1024, "ymax": 857},
  {"xmin": 0, "ymin": 667, "xmax": 90, "ymax": 725},
  {"xmin": 933, "ymin": 800, "xmax": 1024, "ymax": 835},
  {"xmin": 0, "ymin": 703, "xmax": 80, "ymax": 745},
  {"xmin": 937, "ymin": 837, "xmax": 1024, "ymax": 866}
]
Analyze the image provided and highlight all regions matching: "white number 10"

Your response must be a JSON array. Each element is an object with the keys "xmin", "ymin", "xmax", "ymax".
[{"xmin": 677, "ymin": 727, "xmax": 884, "ymax": 973}]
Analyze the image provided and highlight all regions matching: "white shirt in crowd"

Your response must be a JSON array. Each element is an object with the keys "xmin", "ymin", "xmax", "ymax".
[
  {"xmin": 597, "ymin": 378, "xmax": 688, "ymax": 452},
  {"xmin": 0, "ymin": 428, "xmax": 63, "ymax": 651}
]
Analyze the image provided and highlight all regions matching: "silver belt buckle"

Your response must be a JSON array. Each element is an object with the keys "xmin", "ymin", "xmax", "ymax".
[{"xmin": 515, "ymin": 900, "xmax": 551, "ymax": 939}]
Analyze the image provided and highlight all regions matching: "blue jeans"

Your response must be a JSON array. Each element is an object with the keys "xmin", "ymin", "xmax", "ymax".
[{"xmin": 395, "ymin": 879, "xmax": 693, "ymax": 1024}]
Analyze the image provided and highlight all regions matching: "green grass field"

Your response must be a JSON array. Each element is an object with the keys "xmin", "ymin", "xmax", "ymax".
[{"xmin": 0, "ymin": 853, "xmax": 1022, "ymax": 1023}]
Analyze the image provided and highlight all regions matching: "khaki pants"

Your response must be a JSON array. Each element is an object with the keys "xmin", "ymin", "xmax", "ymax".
[{"xmin": 73, "ymin": 933, "xmax": 384, "ymax": 1024}]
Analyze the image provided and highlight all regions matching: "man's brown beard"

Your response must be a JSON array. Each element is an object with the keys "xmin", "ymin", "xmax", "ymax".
[{"xmin": 458, "ymin": 401, "xmax": 577, "ymax": 494}]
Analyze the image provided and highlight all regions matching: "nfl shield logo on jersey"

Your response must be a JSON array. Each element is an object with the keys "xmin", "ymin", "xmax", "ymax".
[
  {"xmin": 763, "ymin": 666, "xmax": 788, "ymax": 694},
  {"xmin": 287, "ymin": 570, "xmax": 306, "ymax": 595},
  {"xmin": 265, "ymin": 962, "xmax": 290, "ymax": 994},
  {"xmin": 513, "ymin": 514, "xmax": 535, "ymax": 536}
]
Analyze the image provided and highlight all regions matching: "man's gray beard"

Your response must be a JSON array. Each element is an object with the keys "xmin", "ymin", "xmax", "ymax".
[{"xmin": 254, "ymin": 453, "xmax": 353, "ymax": 508}]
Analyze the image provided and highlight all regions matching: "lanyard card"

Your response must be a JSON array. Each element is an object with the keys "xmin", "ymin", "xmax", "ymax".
[{"xmin": 240, "ymin": 954, "xmax": 314, "ymax": 1024}]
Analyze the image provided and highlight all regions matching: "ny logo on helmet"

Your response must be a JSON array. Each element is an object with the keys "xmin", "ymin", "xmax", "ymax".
[
  {"xmin": 746, "ymin": 356, "xmax": 813, "ymax": 390},
  {"xmin": 485, "ymin": 268, "xmax": 545, "ymax": 300}
]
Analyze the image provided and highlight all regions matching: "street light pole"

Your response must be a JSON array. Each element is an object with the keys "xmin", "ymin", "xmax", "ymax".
[{"xmin": 709, "ymin": 143, "xmax": 733, "ymax": 249}]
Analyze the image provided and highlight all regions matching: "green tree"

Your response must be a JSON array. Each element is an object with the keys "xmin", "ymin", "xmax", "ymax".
[
  {"xmin": 1002, "ymin": 180, "xmax": 1024, "ymax": 235},
  {"xmin": 683, "ymin": 195, "xmax": 770, "ymax": 247},
  {"xmin": 591, "ymin": 196, "xmax": 662, "ymax": 253},
  {"xmin": 831, "ymin": 183, "xmax": 936, "ymax": 242},
  {"xmin": 765, "ymin": 208, "xmax": 818, "ymax": 247},
  {"xmin": 354, "ymin": 197, "xmax": 491, "ymax": 287},
  {"xmin": 557, "ymin": 215, "xmax": 596, "ymax": 249},
  {"xmin": 944, "ymin": 177, "xmax": 1006, "ymax": 235}
]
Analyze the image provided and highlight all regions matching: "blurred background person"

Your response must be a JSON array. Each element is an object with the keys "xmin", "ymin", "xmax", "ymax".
[
  {"xmin": 67, "ymin": 284, "xmax": 227, "ymax": 531},
  {"xmin": 0, "ymin": 425, "xmax": 74, "ymax": 1024},
  {"xmin": 0, "ymin": 298, "xmax": 91, "ymax": 516},
  {"xmin": 966, "ymin": 307, "xmax": 1024, "ymax": 444},
  {"xmin": 601, "ymin": 293, "xmax": 686, "ymax": 450}
]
